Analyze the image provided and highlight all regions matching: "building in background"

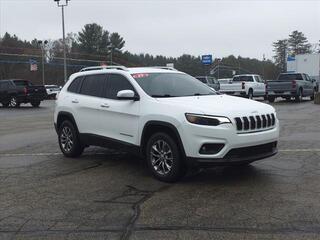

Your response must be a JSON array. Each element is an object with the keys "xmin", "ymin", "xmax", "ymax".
[{"xmin": 287, "ymin": 54, "xmax": 320, "ymax": 83}]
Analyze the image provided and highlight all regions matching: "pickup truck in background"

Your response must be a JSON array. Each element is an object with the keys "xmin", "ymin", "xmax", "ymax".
[
  {"xmin": 0, "ymin": 79, "xmax": 47, "ymax": 107},
  {"xmin": 266, "ymin": 73, "xmax": 315, "ymax": 103},
  {"xmin": 195, "ymin": 76, "xmax": 220, "ymax": 91},
  {"xmin": 45, "ymin": 85, "xmax": 61, "ymax": 99},
  {"xmin": 219, "ymin": 74, "xmax": 266, "ymax": 99}
]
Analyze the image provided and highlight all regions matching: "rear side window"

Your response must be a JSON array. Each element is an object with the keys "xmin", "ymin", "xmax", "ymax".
[
  {"xmin": 80, "ymin": 74, "xmax": 106, "ymax": 97},
  {"xmin": 68, "ymin": 77, "xmax": 83, "ymax": 93},
  {"xmin": 105, "ymin": 74, "xmax": 135, "ymax": 99}
]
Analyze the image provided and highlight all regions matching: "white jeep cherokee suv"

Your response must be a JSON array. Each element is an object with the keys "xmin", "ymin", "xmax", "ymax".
[{"xmin": 54, "ymin": 66, "xmax": 279, "ymax": 182}]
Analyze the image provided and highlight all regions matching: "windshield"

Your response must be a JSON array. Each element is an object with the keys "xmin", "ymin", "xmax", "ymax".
[
  {"xmin": 278, "ymin": 74, "xmax": 303, "ymax": 81},
  {"xmin": 132, "ymin": 72, "xmax": 216, "ymax": 97}
]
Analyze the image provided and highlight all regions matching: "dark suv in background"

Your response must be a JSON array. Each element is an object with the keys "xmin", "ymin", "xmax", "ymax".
[{"xmin": 0, "ymin": 79, "xmax": 47, "ymax": 107}]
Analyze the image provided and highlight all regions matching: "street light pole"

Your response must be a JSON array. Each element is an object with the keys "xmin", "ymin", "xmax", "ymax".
[
  {"xmin": 38, "ymin": 40, "xmax": 48, "ymax": 85},
  {"xmin": 54, "ymin": 0, "xmax": 70, "ymax": 82}
]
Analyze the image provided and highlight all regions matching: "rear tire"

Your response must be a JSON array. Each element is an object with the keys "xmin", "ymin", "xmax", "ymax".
[
  {"xmin": 58, "ymin": 120, "xmax": 84, "ymax": 158},
  {"xmin": 247, "ymin": 89, "xmax": 253, "ymax": 99},
  {"xmin": 295, "ymin": 88, "xmax": 303, "ymax": 102},
  {"xmin": 311, "ymin": 91, "xmax": 315, "ymax": 101},
  {"xmin": 2, "ymin": 102, "xmax": 9, "ymax": 108},
  {"xmin": 9, "ymin": 96, "xmax": 20, "ymax": 108},
  {"xmin": 268, "ymin": 96, "xmax": 275, "ymax": 103},
  {"xmin": 146, "ymin": 132, "xmax": 186, "ymax": 182},
  {"xmin": 31, "ymin": 101, "xmax": 41, "ymax": 107}
]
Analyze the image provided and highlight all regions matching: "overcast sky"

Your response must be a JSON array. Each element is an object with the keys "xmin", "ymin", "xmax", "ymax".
[{"xmin": 0, "ymin": 0, "xmax": 319, "ymax": 60}]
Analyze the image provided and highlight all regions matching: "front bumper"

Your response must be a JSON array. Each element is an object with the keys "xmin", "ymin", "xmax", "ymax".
[
  {"xmin": 187, "ymin": 141, "xmax": 278, "ymax": 167},
  {"xmin": 179, "ymin": 119, "xmax": 279, "ymax": 163}
]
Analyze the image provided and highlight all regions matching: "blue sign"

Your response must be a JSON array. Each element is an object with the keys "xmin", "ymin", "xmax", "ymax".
[
  {"xmin": 287, "ymin": 56, "xmax": 295, "ymax": 62},
  {"xmin": 201, "ymin": 55, "xmax": 213, "ymax": 65}
]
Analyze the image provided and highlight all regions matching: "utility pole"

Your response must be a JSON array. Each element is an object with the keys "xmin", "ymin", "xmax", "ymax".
[
  {"xmin": 217, "ymin": 58, "xmax": 221, "ymax": 79},
  {"xmin": 38, "ymin": 40, "xmax": 48, "ymax": 85},
  {"xmin": 54, "ymin": 0, "xmax": 70, "ymax": 82},
  {"xmin": 262, "ymin": 54, "xmax": 266, "ymax": 79}
]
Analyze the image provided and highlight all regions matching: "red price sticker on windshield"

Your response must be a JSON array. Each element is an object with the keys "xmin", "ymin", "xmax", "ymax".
[{"xmin": 132, "ymin": 73, "xmax": 149, "ymax": 79}]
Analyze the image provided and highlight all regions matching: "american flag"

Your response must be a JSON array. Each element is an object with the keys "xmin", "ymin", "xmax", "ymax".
[{"xmin": 29, "ymin": 59, "xmax": 38, "ymax": 71}]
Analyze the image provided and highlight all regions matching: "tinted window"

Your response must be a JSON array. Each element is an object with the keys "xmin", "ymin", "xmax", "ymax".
[
  {"xmin": 13, "ymin": 80, "xmax": 32, "ymax": 86},
  {"xmin": 106, "ymin": 74, "xmax": 135, "ymax": 99},
  {"xmin": 80, "ymin": 74, "xmax": 106, "ymax": 97},
  {"xmin": 278, "ymin": 74, "xmax": 303, "ymax": 81},
  {"xmin": 132, "ymin": 73, "xmax": 215, "ymax": 97},
  {"xmin": 68, "ymin": 77, "xmax": 83, "ymax": 93}
]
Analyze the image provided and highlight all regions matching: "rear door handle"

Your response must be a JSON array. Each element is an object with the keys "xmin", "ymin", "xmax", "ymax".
[
  {"xmin": 100, "ymin": 103, "xmax": 110, "ymax": 108},
  {"xmin": 71, "ymin": 99, "xmax": 79, "ymax": 104}
]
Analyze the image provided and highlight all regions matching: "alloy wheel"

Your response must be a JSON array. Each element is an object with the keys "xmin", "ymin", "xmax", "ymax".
[
  {"xmin": 60, "ymin": 126, "xmax": 74, "ymax": 152},
  {"xmin": 150, "ymin": 140, "xmax": 173, "ymax": 175}
]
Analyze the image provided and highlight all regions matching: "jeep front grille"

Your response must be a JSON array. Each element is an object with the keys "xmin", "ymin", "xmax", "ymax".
[{"xmin": 235, "ymin": 113, "xmax": 276, "ymax": 133}]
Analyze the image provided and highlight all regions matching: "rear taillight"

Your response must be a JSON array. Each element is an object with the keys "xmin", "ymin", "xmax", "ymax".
[
  {"xmin": 292, "ymin": 80, "xmax": 297, "ymax": 88},
  {"xmin": 241, "ymin": 82, "xmax": 245, "ymax": 89},
  {"xmin": 23, "ymin": 87, "xmax": 28, "ymax": 95}
]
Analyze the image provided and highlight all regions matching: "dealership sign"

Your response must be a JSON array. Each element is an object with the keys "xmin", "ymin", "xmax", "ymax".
[{"xmin": 201, "ymin": 55, "xmax": 213, "ymax": 65}]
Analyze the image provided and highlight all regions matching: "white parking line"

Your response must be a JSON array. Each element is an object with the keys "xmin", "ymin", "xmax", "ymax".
[
  {"xmin": 0, "ymin": 149, "xmax": 319, "ymax": 157},
  {"xmin": 279, "ymin": 149, "xmax": 320, "ymax": 152}
]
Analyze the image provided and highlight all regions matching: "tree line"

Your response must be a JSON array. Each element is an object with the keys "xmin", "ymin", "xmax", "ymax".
[{"xmin": 1, "ymin": 23, "xmax": 317, "ymax": 85}]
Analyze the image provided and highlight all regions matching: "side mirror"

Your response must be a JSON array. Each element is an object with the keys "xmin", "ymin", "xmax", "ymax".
[
  {"xmin": 117, "ymin": 90, "xmax": 139, "ymax": 101},
  {"xmin": 312, "ymin": 79, "xmax": 316, "ymax": 83}
]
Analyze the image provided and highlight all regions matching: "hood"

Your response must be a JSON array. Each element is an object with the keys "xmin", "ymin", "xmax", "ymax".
[{"xmin": 156, "ymin": 95, "xmax": 275, "ymax": 118}]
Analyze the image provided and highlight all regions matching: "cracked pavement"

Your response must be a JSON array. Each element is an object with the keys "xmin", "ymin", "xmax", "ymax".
[{"xmin": 0, "ymin": 100, "xmax": 320, "ymax": 239}]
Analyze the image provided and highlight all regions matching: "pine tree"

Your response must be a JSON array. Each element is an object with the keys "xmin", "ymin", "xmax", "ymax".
[
  {"xmin": 288, "ymin": 30, "xmax": 311, "ymax": 56},
  {"xmin": 273, "ymin": 39, "xmax": 288, "ymax": 73}
]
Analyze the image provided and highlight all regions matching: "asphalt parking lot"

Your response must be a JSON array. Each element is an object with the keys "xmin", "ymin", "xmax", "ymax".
[{"xmin": 1, "ymin": 99, "xmax": 320, "ymax": 240}]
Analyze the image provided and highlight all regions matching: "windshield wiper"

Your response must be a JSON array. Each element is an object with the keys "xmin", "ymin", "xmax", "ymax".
[{"xmin": 151, "ymin": 94, "xmax": 176, "ymax": 98}]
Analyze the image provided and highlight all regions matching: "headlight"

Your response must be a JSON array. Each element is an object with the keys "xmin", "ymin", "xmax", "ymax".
[{"xmin": 185, "ymin": 113, "xmax": 231, "ymax": 126}]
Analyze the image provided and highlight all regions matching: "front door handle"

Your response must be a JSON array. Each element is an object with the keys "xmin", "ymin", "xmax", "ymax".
[
  {"xmin": 71, "ymin": 99, "xmax": 79, "ymax": 104},
  {"xmin": 100, "ymin": 103, "xmax": 110, "ymax": 108}
]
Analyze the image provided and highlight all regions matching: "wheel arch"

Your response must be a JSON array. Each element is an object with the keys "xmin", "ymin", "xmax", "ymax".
[
  {"xmin": 56, "ymin": 111, "xmax": 79, "ymax": 134},
  {"xmin": 140, "ymin": 121, "xmax": 186, "ymax": 158}
]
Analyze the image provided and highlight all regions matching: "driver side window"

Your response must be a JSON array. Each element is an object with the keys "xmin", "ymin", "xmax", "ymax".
[{"xmin": 104, "ymin": 74, "xmax": 135, "ymax": 100}]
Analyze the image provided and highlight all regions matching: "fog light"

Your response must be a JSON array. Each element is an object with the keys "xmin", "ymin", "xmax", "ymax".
[{"xmin": 199, "ymin": 143, "xmax": 225, "ymax": 155}]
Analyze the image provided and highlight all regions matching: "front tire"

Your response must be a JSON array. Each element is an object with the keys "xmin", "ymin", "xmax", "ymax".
[
  {"xmin": 58, "ymin": 120, "xmax": 84, "ymax": 158},
  {"xmin": 146, "ymin": 132, "xmax": 186, "ymax": 182},
  {"xmin": 31, "ymin": 101, "xmax": 41, "ymax": 107},
  {"xmin": 268, "ymin": 96, "xmax": 275, "ymax": 103}
]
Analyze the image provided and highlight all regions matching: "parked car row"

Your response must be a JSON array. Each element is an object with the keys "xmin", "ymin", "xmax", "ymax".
[{"xmin": 198, "ymin": 73, "xmax": 316, "ymax": 103}]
